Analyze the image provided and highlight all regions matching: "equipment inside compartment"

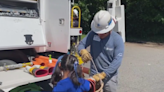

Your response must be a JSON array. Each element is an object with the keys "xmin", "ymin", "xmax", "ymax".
[{"xmin": 0, "ymin": 0, "xmax": 39, "ymax": 18}]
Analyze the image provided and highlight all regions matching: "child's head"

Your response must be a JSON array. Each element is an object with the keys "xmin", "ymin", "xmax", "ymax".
[{"xmin": 50, "ymin": 54, "xmax": 83, "ymax": 86}]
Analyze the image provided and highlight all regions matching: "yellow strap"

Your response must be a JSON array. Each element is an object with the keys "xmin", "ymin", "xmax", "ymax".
[
  {"xmin": 29, "ymin": 67, "xmax": 35, "ymax": 74},
  {"xmin": 23, "ymin": 62, "xmax": 32, "ymax": 67},
  {"xmin": 26, "ymin": 62, "xmax": 32, "ymax": 66},
  {"xmin": 40, "ymin": 66, "xmax": 46, "ymax": 69}
]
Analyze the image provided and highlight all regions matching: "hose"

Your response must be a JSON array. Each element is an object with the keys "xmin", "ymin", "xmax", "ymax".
[{"xmin": 0, "ymin": 62, "xmax": 32, "ymax": 71}]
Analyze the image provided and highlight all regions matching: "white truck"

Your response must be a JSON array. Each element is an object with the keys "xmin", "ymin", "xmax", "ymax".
[
  {"xmin": 0, "ymin": 0, "xmax": 125, "ymax": 91},
  {"xmin": 107, "ymin": 0, "xmax": 125, "ymax": 43}
]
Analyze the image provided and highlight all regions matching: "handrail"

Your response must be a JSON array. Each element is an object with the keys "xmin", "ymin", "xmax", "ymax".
[{"xmin": 71, "ymin": 6, "xmax": 81, "ymax": 28}]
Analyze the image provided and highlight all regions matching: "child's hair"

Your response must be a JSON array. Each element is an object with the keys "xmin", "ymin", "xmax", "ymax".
[{"xmin": 50, "ymin": 54, "xmax": 83, "ymax": 86}]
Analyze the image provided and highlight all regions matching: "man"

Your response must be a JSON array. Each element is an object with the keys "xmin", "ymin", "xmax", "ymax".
[
  {"xmin": 73, "ymin": 9, "xmax": 79, "ymax": 27},
  {"xmin": 70, "ymin": 9, "xmax": 79, "ymax": 27},
  {"xmin": 77, "ymin": 10, "xmax": 124, "ymax": 92}
]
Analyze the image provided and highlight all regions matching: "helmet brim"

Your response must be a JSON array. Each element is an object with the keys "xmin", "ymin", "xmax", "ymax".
[{"xmin": 91, "ymin": 19, "xmax": 115, "ymax": 34}]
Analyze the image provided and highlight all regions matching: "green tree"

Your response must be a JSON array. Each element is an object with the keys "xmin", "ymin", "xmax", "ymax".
[
  {"xmin": 74, "ymin": 0, "xmax": 108, "ymax": 34},
  {"xmin": 74, "ymin": 0, "xmax": 164, "ymax": 42},
  {"xmin": 126, "ymin": 0, "xmax": 164, "ymax": 42}
]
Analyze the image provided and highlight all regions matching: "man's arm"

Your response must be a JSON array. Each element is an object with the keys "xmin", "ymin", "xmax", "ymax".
[
  {"xmin": 104, "ymin": 36, "xmax": 124, "ymax": 80},
  {"xmin": 77, "ymin": 31, "xmax": 94, "ymax": 54}
]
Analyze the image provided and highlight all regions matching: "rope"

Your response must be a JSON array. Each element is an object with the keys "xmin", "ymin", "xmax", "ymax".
[{"xmin": 90, "ymin": 58, "xmax": 104, "ymax": 92}]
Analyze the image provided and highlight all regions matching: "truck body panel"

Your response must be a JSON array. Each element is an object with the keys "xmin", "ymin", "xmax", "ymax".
[{"xmin": 0, "ymin": 17, "xmax": 46, "ymax": 50}]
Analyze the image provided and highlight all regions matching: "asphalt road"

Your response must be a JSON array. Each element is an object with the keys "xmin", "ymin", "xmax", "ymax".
[{"xmin": 83, "ymin": 42, "xmax": 164, "ymax": 92}]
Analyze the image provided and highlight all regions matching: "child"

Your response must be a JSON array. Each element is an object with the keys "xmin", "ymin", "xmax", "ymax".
[{"xmin": 50, "ymin": 54, "xmax": 91, "ymax": 92}]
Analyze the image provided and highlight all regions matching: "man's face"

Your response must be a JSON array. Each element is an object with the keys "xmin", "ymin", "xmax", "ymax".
[{"xmin": 98, "ymin": 31, "xmax": 111, "ymax": 39}]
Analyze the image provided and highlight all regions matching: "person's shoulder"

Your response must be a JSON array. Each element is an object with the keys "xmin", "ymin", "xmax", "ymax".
[
  {"xmin": 57, "ymin": 78, "xmax": 72, "ymax": 85},
  {"xmin": 111, "ymin": 31, "xmax": 120, "ymax": 36},
  {"xmin": 84, "ymin": 30, "xmax": 96, "ymax": 40},
  {"xmin": 111, "ymin": 31, "xmax": 123, "ymax": 40},
  {"xmin": 53, "ymin": 78, "xmax": 72, "ymax": 92},
  {"xmin": 78, "ymin": 78, "xmax": 87, "ymax": 82},
  {"xmin": 111, "ymin": 31, "xmax": 124, "ymax": 46},
  {"xmin": 78, "ymin": 78, "xmax": 90, "ymax": 91},
  {"xmin": 87, "ymin": 30, "xmax": 96, "ymax": 36}
]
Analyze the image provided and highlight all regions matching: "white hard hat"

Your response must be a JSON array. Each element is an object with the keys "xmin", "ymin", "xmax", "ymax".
[
  {"xmin": 91, "ymin": 10, "xmax": 115, "ymax": 34},
  {"xmin": 73, "ymin": 9, "xmax": 78, "ymax": 17}
]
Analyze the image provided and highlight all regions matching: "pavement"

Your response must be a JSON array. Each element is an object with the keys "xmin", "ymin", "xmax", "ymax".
[{"xmin": 83, "ymin": 42, "xmax": 164, "ymax": 92}]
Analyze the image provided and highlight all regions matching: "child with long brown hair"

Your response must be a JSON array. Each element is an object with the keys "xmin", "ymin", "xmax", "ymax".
[{"xmin": 50, "ymin": 54, "xmax": 91, "ymax": 92}]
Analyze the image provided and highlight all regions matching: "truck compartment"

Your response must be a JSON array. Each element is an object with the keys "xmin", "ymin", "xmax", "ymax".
[{"xmin": 0, "ymin": 0, "xmax": 39, "ymax": 18}]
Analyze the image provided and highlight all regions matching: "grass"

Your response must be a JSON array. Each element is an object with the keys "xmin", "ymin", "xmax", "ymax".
[
  {"xmin": 81, "ymin": 34, "xmax": 86, "ymax": 39},
  {"xmin": 77, "ymin": 34, "xmax": 86, "ymax": 42}
]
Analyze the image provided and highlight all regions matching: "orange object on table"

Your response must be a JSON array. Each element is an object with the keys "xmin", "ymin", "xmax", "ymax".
[
  {"xmin": 32, "ymin": 56, "xmax": 58, "ymax": 75},
  {"xmin": 33, "ymin": 58, "xmax": 46, "ymax": 66},
  {"xmin": 37, "ymin": 56, "xmax": 57, "ymax": 63},
  {"xmin": 33, "ymin": 56, "xmax": 57, "ymax": 67}
]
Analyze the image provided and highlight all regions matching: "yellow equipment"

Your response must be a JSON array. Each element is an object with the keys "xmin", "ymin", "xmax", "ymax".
[
  {"xmin": 0, "ymin": 62, "xmax": 32, "ymax": 71},
  {"xmin": 70, "ymin": 42, "xmax": 84, "ymax": 65},
  {"xmin": 71, "ymin": 6, "xmax": 81, "ymax": 28},
  {"xmin": 24, "ymin": 66, "xmax": 48, "ymax": 77},
  {"xmin": 70, "ymin": 5, "xmax": 83, "ymax": 64}
]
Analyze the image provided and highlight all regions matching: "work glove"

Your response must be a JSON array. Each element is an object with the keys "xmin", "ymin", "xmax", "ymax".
[
  {"xmin": 92, "ymin": 72, "xmax": 106, "ymax": 82},
  {"xmin": 80, "ymin": 49, "xmax": 92, "ymax": 63}
]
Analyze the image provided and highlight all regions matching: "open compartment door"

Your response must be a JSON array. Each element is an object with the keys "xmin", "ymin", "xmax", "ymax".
[
  {"xmin": 0, "ymin": 17, "xmax": 46, "ymax": 50},
  {"xmin": 43, "ymin": 0, "xmax": 70, "ymax": 53},
  {"xmin": 0, "ymin": 0, "xmax": 46, "ymax": 50}
]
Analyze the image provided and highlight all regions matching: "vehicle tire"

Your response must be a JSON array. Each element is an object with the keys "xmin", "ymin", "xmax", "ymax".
[{"xmin": 0, "ymin": 50, "xmax": 29, "ymax": 64}]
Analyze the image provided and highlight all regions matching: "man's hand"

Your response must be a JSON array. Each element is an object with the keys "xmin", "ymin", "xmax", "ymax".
[
  {"xmin": 80, "ymin": 49, "xmax": 92, "ymax": 63},
  {"xmin": 92, "ymin": 72, "xmax": 106, "ymax": 82}
]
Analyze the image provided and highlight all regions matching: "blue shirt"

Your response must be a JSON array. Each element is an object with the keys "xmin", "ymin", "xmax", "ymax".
[
  {"xmin": 77, "ymin": 30, "xmax": 124, "ymax": 84},
  {"xmin": 53, "ymin": 78, "xmax": 90, "ymax": 92},
  {"xmin": 70, "ymin": 19, "xmax": 79, "ymax": 27},
  {"xmin": 73, "ymin": 19, "xmax": 79, "ymax": 27}
]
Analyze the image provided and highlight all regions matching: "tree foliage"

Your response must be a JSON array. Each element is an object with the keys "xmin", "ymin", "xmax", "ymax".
[
  {"xmin": 74, "ymin": 0, "xmax": 108, "ymax": 34},
  {"xmin": 74, "ymin": 0, "xmax": 164, "ymax": 42},
  {"xmin": 126, "ymin": 0, "xmax": 164, "ymax": 42}
]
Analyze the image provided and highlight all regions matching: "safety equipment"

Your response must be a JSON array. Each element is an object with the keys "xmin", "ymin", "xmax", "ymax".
[
  {"xmin": 74, "ymin": 53, "xmax": 83, "ymax": 65},
  {"xmin": 33, "ymin": 58, "xmax": 46, "ymax": 66},
  {"xmin": 87, "ymin": 78, "xmax": 96, "ymax": 92},
  {"xmin": 33, "ymin": 56, "xmax": 57, "ymax": 67},
  {"xmin": 92, "ymin": 72, "xmax": 106, "ymax": 82},
  {"xmin": 91, "ymin": 10, "xmax": 115, "ymax": 34},
  {"xmin": 80, "ymin": 49, "xmax": 92, "ymax": 63},
  {"xmin": 33, "ymin": 65, "xmax": 54, "ymax": 75},
  {"xmin": 24, "ymin": 66, "xmax": 48, "ymax": 77},
  {"xmin": 87, "ymin": 77, "xmax": 104, "ymax": 92},
  {"xmin": 39, "ymin": 66, "xmax": 53, "ymax": 75},
  {"xmin": 73, "ymin": 9, "xmax": 78, "ymax": 17},
  {"xmin": 36, "ymin": 55, "xmax": 57, "ymax": 64},
  {"xmin": 0, "ymin": 62, "xmax": 32, "ymax": 71}
]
